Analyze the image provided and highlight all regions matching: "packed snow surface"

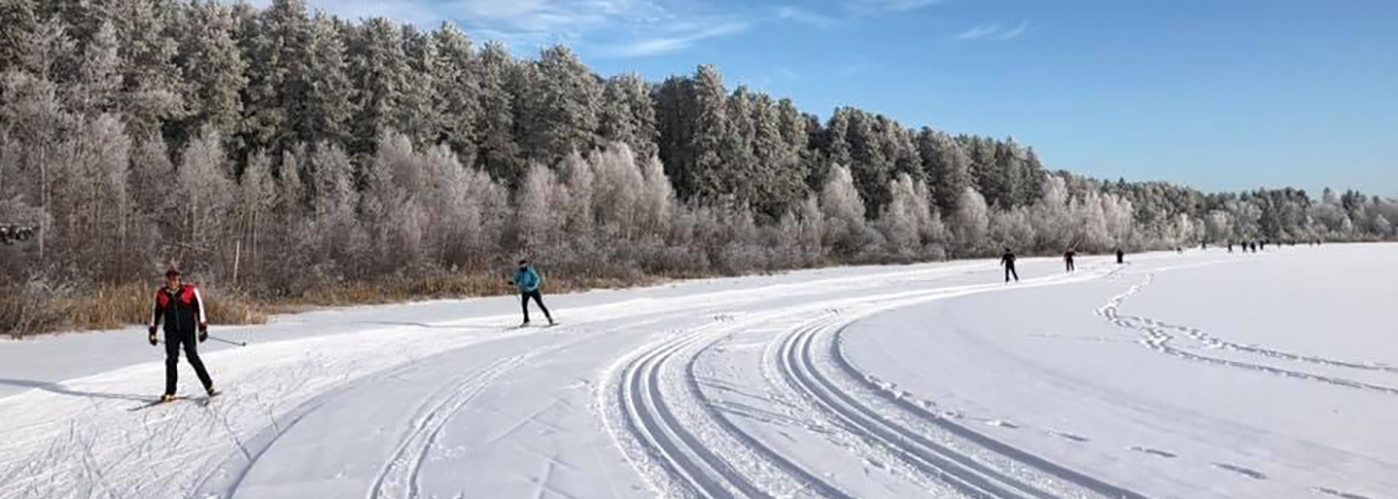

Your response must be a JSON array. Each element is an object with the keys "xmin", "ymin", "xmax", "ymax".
[{"xmin": 2, "ymin": 244, "xmax": 1395, "ymax": 499}]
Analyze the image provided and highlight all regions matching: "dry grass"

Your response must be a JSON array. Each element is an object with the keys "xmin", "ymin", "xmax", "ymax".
[
  {"xmin": 2, "ymin": 283, "xmax": 268, "ymax": 338},
  {"xmin": 3, "ymin": 272, "xmax": 668, "ymax": 338}
]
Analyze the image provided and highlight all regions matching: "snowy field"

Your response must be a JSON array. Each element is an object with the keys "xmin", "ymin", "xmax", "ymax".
[{"xmin": 1, "ymin": 244, "xmax": 1395, "ymax": 499}]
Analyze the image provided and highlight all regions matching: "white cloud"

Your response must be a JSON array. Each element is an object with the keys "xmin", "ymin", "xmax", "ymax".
[
  {"xmin": 776, "ymin": 6, "xmax": 837, "ymax": 28},
  {"xmin": 953, "ymin": 20, "xmax": 1030, "ymax": 41},
  {"xmin": 271, "ymin": 0, "xmax": 743, "ymax": 57},
  {"xmin": 847, "ymin": 0, "xmax": 946, "ymax": 15},
  {"xmin": 602, "ymin": 21, "xmax": 749, "ymax": 57}
]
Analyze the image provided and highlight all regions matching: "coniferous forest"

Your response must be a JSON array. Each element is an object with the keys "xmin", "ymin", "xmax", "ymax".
[{"xmin": 2, "ymin": 0, "xmax": 1395, "ymax": 334}]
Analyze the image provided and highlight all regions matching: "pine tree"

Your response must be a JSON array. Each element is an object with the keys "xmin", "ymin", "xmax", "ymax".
[
  {"xmin": 70, "ymin": 20, "xmax": 121, "ymax": 117},
  {"xmin": 846, "ymin": 111, "xmax": 893, "ymax": 215},
  {"xmin": 430, "ymin": 23, "xmax": 479, "ymax": 165},
  {"xmin": 0, "ymin": 0, "xmax": 43, "ymax": 78},
  {"xmin": 474, "ymin": 42, "xmax": 521, "ymax": 186},
  {"xmin": 243, "ymin": 0, "xmax": 311, "ymax": 157},
  {"xmin": 684, "ymin": 64, "xmax": 729, "ymax": 204},
  {"xmin": 599, "ymin": 72, "xmax": 658, "ymax": 162},
  {"xmin": 346, "ymin": 18, "xmax": 413, "ymax": 158},
  {"xmin": 721, "ymin": 86, "xmax": 756, "ymax": 206},
  {"xmin": 917, "ymin": 128, "xmax": 970, "ymax": 216},
  {"xmin": 520, "ymin": 45, "xmax": 602, "ymax": 167},
  {"xmin": 652, "ymin": 75, "xmax": 689, "ymax": 189},
  {"xmin": 302, "ymin": 11, "xmax": 356, "ymax": 149},
  {"xmin": 104, "ymin": 0, "xmax": 186, "ymax": 138},
  {"xmin": 748, "ymin": 92, "xmax": 802, "ymax": 219},
  {"xmin": 398, "ymin": 24, "xmax": 442, "ymax": 147},
  {"xmin": 175, "ymin": 1, "xmax": 247, "ymax": 150}
]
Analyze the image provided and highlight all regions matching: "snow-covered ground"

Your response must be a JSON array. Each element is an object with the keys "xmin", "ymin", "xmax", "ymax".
[{"xmin": 2, "ymin": 244, "xmax": 1394, "ymax": 499}]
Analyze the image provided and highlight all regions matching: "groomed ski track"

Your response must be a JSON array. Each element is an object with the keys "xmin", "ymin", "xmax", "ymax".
[{"xmin": 2, "ymin": 246, "xmax": 1396, "ymax": 499}]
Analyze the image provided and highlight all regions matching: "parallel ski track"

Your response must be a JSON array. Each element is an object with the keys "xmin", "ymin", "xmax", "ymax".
[
  {"xmin": 373, "ymin": 312, "xmax": 693, "ymax": 499},
  {"xmin": 611, "ymin": 264, "xmax": 1142, "ymax": 499},
  {"xmin": 763, "ymin": 265, "xmax": 1149, "ymax": 499},
  {"xmin": 617, "ymin": 320, "xmax": 770, "ymax": 498},
  {"xmin": 189, "ymin": 326, "xmax": 550, "ymax": 499},
  {"xmin": 1100, "ymin": 274, "xmax": 1398, "ymax": 396},
  {"xmin": 826, "ymin": 324, "xmax": 1152, "ymax": 499},
  {"xmin": 779, "ymin": 317, "xmax": 1042, "ymax": 499}
]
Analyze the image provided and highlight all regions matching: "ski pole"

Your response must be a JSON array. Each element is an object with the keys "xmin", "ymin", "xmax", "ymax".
[{"xmin": 208, "ymin": 335, "xmax": 247, "ymax": 347}]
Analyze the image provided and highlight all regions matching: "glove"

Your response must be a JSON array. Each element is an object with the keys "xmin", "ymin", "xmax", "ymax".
[
  {"xmin": 198, "ymin": 323, "xmax": 208, "ymax": 343},
  {"xmin": 506, "ymin": 280, "xmax": 515, "ymax": 286},
  {"xmin": 148, "ymin": 326, "xmax": 158, "ymax": 346}
]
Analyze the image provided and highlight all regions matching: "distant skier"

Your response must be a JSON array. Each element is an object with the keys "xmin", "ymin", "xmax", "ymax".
[
  {"xmin": 1063, "ymin": 250, "xmax": 1076, "ymax": 272},
  {"xmin": 509, "ymin": 259, "xmax": 554, "ymax": 326},
  {"xmin": 1001, "ymin": 248, "xmax": 1019, "ymax": 282},
  {"xmin": 1115, "ymin": 248, "xmax": 1125, "ymax": 264},
  {"xmin": 1227, "ymin": 242, "xmax": 1234, "ymax": 253},
  {"xmin": 149, "ymin": 266, "xmax": 218, "ymax": 403}
]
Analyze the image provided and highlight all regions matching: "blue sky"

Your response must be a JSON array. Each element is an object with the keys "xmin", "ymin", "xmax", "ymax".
[{"xmin": 265, "ymin": 0, "xmax": 1396, "ymax": 196}]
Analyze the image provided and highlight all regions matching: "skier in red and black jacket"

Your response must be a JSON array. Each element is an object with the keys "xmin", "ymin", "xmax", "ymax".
[{"xmin": 149, "ymin": 266, "xmax": 218, "ymax": 403}]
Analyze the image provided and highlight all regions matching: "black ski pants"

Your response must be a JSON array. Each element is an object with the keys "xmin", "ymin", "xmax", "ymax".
[
  {"xmin": 1005, "ymin": 265, "xmax": 1019, "ymax": 282},
  {"xmin": 521, "ymin": 290, "xmax": 552, "ymax": 323},
  {"xmin": 165, "ymin": 329, "xmax": 213, "ymax": 396}
]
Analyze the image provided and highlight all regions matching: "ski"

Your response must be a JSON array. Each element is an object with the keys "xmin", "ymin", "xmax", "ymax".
[
  {"xmin": 127, "ymin": 392, "xmax": 220, "ymax": 411},
  {"xmin": 128, "ymin": 396, "xmax": 185, "ymax": 411}
]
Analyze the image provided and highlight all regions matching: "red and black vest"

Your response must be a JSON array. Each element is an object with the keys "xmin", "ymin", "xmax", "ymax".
[{"xmin": 151, "ymin": 285, "xmax": 206, "ymax": 335}]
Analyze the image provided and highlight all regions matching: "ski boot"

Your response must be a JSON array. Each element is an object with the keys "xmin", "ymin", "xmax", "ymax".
[{"xmin": 160, "ymin": 394, "xmax": 178, "ymax": 404}]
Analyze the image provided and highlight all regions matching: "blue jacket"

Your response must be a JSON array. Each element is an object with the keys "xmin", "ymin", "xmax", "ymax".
[{"xmin": 514, "ymin": 267, "xmax": 542, "ymax": 293}]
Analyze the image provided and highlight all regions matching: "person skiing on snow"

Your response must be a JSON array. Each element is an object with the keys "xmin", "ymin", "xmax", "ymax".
[
  {"xmin": 509, "ymin": 259, "xmax": 554, "ymax": 326},
  {"xmin": 1115, "ymin": 247, "xmax": 1125, "ymax": 264},
  {"xmin": 148, "ymin": 266, "xmax": 218, "ymax": 403},
  {"xmin": 1000, "ymin": 248, "xmax": 1019, "ymax": 282},
  {"xmin": 1063, "ymin": 250, "xmax": 1076, "ymax": 272}
]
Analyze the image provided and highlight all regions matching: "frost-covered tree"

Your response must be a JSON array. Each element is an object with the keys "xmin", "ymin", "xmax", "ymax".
[
  {"xmin": 430, "ymin": 23, "xmax": 479, "ymax": 163},
  {"xmin": 175, "ymin": 0, "xmax": 246, "ymax": 148},
  {"xmin": 474, "ymin": 42, "xmax": 522, "ymax": 185},
  {"xmin": 177, "ymin": 128, "xmax": 236, "ymax": 255},
  {"xmin": 878, "ymin": 173, "xmax": 921, "ymax": 256},
  {"xmin": 519, "ymin": 45, "xmax": 601, "ymax": 166},
  {"xmin": 820, "ymin": 164, "xmax": 868, "ymax": 256},
  {"xmin": 70, "ymin": 21, "xmax": 121, "ymax": 117},
  {"xmin": 917, "ymin": 128, "xmax": 971, "ymax": 216},
  {"xmin": 953, "ymin": 187, "xmax": 990, "ymax": 255},
  {"xmin": 1033, "ymin": 174, "xmax": 1072, "ymax": 250},
  {"xmin": 599, "ymin": 72, "xmax": 658, "ymax": 162},
  {"xmin": 104, "ymin": 0, "xmax": 185, "ymax": 138},
  {"xmin": 683, "ymin": 65, "xmax": 730, "ymax": 204},
  {"xmin": 516, "ymin": 162, "xmax": 567, "ymax": 248},
  {"xmin": 301, "ymin": 11, "xmax": 356, "ymax": 149}
]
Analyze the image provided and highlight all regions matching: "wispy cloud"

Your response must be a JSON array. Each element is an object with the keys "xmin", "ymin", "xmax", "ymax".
[
  {"xmin": 953, "ymin": 20, "xmax": 1031, "ymax": 41},
  {"xmin": 242, "ymin": 0, "xmax": 750, "ymax": 57},
  {"xmin": 602, "ymin": 21, "xmax": 749, "ymax": 57},
  {"xmin": 846, "ymin": 0, "xmax": 947, "ymax": 15},
  {"xmin": 776, "ymin": 5, "xmax": 837, "ymax": 28}
]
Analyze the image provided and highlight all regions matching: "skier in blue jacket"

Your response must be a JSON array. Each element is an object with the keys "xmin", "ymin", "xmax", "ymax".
[{"xmin": 509, "ymin": 259, "xmax": 554, "ymax": 326}]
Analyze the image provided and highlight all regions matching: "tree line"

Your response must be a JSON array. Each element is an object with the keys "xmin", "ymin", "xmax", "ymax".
[{"xmin": 2, "ymin": 0, "xmax": 1395, "ymax": 303}]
